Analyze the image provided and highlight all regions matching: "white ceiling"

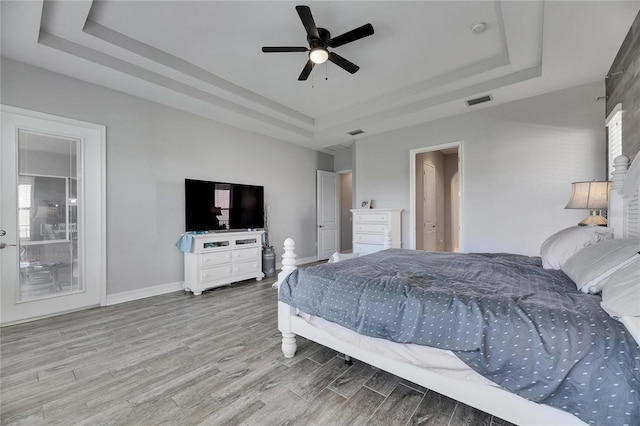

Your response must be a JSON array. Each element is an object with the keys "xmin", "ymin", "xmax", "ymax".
[{"xmin": 1, "ymin": 1, "xmax": 638, "ymax": 152}]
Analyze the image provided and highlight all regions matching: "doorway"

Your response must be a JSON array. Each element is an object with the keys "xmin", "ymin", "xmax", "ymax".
[
  {"xmin": 316, "ymin": 170, "xmax": 339, "ymax": 260},
  {"xmin": 1, "ymin": 106, "xmax": 106, "ymax": 325},
  {"xmin": 409, "ymin": 143, "xmax": 462, "ymax": 252}
]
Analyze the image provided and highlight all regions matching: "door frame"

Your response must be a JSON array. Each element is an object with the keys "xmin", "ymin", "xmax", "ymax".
[
  {"xmin": 409, "ymin": 141, "xmax": 464, "ymax": 251},
  {"xmin": 1, "ymin": 105, "xmax": 106, "ymax": 325}
]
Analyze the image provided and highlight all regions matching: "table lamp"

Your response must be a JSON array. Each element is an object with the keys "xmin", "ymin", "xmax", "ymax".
[{"xmin": 564, "ymin": 181, "xmax": 611, "ymax": 226}]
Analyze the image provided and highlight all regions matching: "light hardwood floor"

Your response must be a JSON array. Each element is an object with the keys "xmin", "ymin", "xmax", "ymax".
[{"xmin": 1, "ymin": 274, "xmax": 515, "ymax": 426}]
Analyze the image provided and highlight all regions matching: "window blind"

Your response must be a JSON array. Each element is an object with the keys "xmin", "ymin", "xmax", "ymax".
[{"xmin": 606, "ymin": 104, "xmax": 622, "ymax": 179}]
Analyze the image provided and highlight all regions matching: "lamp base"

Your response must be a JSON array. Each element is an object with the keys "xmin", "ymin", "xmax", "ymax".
[{"xmin": 578, "ymin": 210, "xmax": 607, "ymax": 226}]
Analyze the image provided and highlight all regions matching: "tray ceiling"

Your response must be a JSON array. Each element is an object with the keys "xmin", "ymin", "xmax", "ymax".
[{"xmin": 1, "ymin": 1, "xmax": 638, "ymax": 151}]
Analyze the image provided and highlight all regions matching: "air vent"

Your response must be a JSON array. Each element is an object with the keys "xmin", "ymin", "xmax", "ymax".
[
  {"xmin": 466, "ymin": 95, "xmax": 492, "ymax": 106},
  {"xmin": 347, "ymin": 129, "xmax": 365, "ymax": 136}
]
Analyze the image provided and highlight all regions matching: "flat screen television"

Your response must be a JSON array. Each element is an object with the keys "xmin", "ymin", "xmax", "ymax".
[{"xmin": 185, "ymin": 179, "xmax": 264, "ymax": 232}]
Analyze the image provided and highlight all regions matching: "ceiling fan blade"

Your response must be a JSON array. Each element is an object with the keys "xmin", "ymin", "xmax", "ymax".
[
  {"xmin": 328, "ymin": 52, "xmax": 359, "ymax": 74},
  {"xmin": 329, "ymin": 23, "xmax": 374, "ymax": 48},
  {"xmin": 262, "ymin": 47, "xmax": 308, "ymax": 53},
  {"xmin": 296, "ymin": 5, "xmax": 320, "ymax": 39},
  {"xmin": 298, "ymin": 59, "xmax": 315, "ymax": 81}
]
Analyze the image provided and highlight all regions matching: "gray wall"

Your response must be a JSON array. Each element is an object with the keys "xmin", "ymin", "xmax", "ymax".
[
  {"xmin": 443, "ymin": 153, "xmax": 459, "ymax": 252},
  {"xmin": 1, "ymin": 58, "xmax": 333, "ymax": 296},
  {"xmin": 333, "ymin": 147, "xmax": 353, "ymax": 172},
  {"xmin": 355, "ymin": 82, "xmax": 606, "ymax": 256},
  {"xmin": 1, "ymin": 58, "xmax": 610, "ymax": 288}
]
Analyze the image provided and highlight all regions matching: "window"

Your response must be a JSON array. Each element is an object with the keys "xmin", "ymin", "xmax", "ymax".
[
  {"xmin": 17, "ymin": 177, "xmax": 33, "ymax": 239},
  {"xmin": 606, "ymin": 104, "xmax": 622, "ymax": 179}
]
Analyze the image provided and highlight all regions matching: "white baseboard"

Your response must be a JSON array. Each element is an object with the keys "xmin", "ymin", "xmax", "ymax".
[
  {"xmin": 106, "ymin": 281, "xmax": 184, "ymax": 306},
  {"xmin": 297, "ymin": 256, "xmax": 320, "ymax": 265},
  {"xmin": 108, "ymin": 257, "xmax": 320, "ymax": 306},
  {"xmin": 276, "ymin": 255, "xmax": 317, "ymax": 271}
]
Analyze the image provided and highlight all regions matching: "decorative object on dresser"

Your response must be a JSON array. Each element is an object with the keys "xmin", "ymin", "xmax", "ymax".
[
  {"xmin": 564, "ymin": 180, "xmax": 611, "ymax": 226},
  {"xmin": 182, "ymin": 231, "xmax": 264, "ymax": 295},
  {"xmin": 351, "ymin": 208, "xmax": 401, "ymax": 255}
]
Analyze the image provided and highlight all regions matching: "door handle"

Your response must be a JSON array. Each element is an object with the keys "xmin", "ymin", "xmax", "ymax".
[
  {"xmin": 0, "ymin": 243, "xmax": 17, "ymax": 249},
  {"xmin": 318, "ymin": 225, "xmax": 324, "ymax": 228},
  {"xmin": 0, "ymin": 230, "xmax": 6, "ymax": 236}
]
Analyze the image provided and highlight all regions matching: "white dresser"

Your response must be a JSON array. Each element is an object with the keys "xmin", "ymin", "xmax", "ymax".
[
  {"xmin": 184, "ymin": 231, "xmax": 264, "ymax": 295},
  {"xmin": 351, "ymin": 209, "xmax": 402, "ymax": 255}
]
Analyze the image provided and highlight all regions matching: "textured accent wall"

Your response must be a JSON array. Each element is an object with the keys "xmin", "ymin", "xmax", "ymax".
[{"xmin": 606, "ymin": 11, "xmax": 640, "ymax": 162}]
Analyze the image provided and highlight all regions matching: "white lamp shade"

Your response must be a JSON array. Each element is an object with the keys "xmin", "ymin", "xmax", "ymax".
[{"xmin": 565, "ymin": 181, "xmax": 610, "ymax": 210}]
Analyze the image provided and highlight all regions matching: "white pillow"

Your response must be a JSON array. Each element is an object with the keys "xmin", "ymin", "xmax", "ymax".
[
  {"xmin": 539, "ymin": 226, "xmax": 614, "ymax": 270},
  {"xmin": 600, "ymin": 259, "xmax": 640, "ymax": 318},
  {"xmin": 562, "ymin": 238, "xmax": 640, "ymax": 294},
  {"xmin": 328, "ymin": 252, "xmax": 359, "ymax": 263}
]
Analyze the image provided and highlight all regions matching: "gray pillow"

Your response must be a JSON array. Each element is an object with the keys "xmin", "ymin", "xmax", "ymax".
[
  {"xmin": 562, "ymin": 238, "xmax": 640, "ymax": 294},
  {"xmin": 600, "ymin": 259, "xmax": 640, "ymax": 318}
]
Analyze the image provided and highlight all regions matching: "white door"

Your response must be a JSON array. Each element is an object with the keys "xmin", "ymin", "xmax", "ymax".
[
  {"xmin": 317, "ymin": 170, "xmax": 339, "ymax": 260},
  {"xmin": 0, "ymin": 106, "xmax": 105, "ymax": 325},
  {"xmin": 422, "ymin": 161, "xmax": 437, "ymax": 251}
]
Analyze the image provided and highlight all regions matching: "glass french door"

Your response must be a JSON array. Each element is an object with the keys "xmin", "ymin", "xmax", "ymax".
[
  {"xmin": 17, "ymin": 134, "xmax": 80, "ymax": 300},
  {"xmin": 1, "ymin": 106, "xmax": 105, "ymax": 325}
]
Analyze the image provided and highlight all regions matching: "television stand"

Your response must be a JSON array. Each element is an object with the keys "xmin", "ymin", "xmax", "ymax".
[{"xmin": 183, "ymin": 230, "xmax": 265, "ymax": 295}]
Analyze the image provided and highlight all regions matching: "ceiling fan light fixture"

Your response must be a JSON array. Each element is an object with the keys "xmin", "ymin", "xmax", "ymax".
[{"xmin": 309, "ymin": 48, "xmax": 329, "ymax": 64}]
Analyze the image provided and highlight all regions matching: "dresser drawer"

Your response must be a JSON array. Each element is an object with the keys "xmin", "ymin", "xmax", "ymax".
[
  {"xmin": 353, "ymin": 213, "xmax": 390, "ymax": 223},
  {"xmin": 201, "ymin": 251, "xmax": 232, "ymax": 266},
  {"xmin": 353, "ymin": 243, "xmax": 384, "ymax": 256},
  {"xmin": 200, "ymin": 264, "xmax": 232, "ymax": 283},
  {"xmin": 354, "ymin": 223, "xmax": 388, "ymax": 233},
  {"xmin": 233, "ymin": 260, "xmax": 260, "ymax": 275},
  {"xmin": 233, "ymin": 247, "xmax": 261, "ymax": 262},
  {"xmin": 354, "ymin": 233, "xmax": 384, "ymax": 244}
]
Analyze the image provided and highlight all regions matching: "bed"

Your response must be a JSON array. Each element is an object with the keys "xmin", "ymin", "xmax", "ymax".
[{"xmin": 274, "ymin": 154, "xmax": 640, "ymax": 426}]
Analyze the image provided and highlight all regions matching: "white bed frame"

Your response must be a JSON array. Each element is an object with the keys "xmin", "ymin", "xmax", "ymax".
[
  {"xmin": 275, "ymin": 154, "xmax": 640, "ymax": 426},
  {"xmin": 608, "ymin": 154, "xmax": 640, "ymax": 344}
]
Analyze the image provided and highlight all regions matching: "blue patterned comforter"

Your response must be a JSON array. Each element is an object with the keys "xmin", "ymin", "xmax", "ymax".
[{"xmin": 279, "ymin": 249, "xmax": 640, "ymax": 425}]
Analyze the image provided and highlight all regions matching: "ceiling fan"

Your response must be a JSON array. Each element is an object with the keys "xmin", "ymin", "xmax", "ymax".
[{"xmin": 262, "ymin": 5, "xmax": 374, "ymax": 81}]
